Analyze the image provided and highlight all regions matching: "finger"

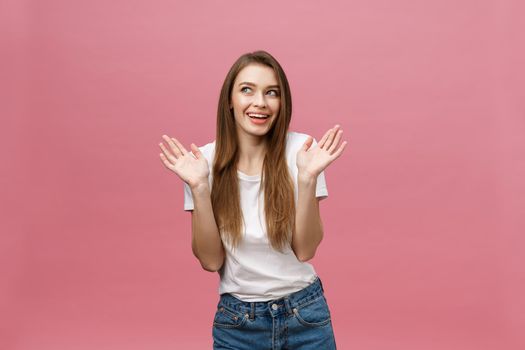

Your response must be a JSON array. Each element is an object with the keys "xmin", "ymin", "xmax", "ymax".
[
  {"xmin": 190, "ymin": 143, "xmax": 202, "ymax": 159},
  {"xmin": 159, "ymin": 153, "xmax": 176, "ymax": 171},
  {"xmin": 322, "ymin": 125, "xmax": 339, "ymax": 150},
  {"xmin": 331, "ymin": 140, "xmax": 347, "ymax": 160},
  {"xmin": 171, "ymin": 137, "xmax": 188, "ymax": 155},
  {"xmin": 327, "ymin": 129, "xmax": 343, "ymax": 154},
  {"xmin": 317, "ymin": 128, "xmax": 332, "ymax": 149},
  {"xmin": 162, "ymin": 135, "xmax": 183, "ymax": 158},
  {"xmin": 302, "ymin": 136, "xmax": 313, "ymax": 151},
  {"xmin": 158, "ymin": 142, "xmax": 177, "ymax": 163}
]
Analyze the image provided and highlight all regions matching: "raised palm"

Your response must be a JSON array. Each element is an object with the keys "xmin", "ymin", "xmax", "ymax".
[
  {"xmin": 159, "ymin": 135, "xmax": 209, "ymax": 188},
  {"xmin": 296, "ymin": 125, "xmax": 347, "ymax": 178}
]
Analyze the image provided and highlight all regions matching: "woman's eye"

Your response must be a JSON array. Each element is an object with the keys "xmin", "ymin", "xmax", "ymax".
[{"xmin": 241, "ymin": 87, "xmax": 279, "ymax": 96}]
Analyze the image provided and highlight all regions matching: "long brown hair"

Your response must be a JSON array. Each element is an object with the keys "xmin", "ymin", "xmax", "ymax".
[{"xmin": 211, "ymin": 50, "xmax": 295, "ymax": 253}]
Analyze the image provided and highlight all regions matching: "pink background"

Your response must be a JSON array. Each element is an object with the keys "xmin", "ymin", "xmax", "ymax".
[{"xmin": 2, "ymin": 0, "xmax": 524, "ymax": 349}]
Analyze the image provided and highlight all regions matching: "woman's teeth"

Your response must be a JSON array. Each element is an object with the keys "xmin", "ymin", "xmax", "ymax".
[{"xmin": 247, "ymin": 113, "xmax": 269, "ymax": 119}]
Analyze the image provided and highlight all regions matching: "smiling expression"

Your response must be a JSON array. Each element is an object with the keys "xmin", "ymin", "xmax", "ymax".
[{"xmin": 230, "ymin": 63, "xmax": 281, "ymax": 139}]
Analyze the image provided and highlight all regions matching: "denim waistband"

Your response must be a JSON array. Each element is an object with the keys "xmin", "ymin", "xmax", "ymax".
[{"xmin": 217, "ymin": 276, "xmax": 325, "ymax": 318}]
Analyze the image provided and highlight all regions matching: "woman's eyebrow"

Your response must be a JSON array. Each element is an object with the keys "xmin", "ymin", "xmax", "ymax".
[{"xmin": 238, "ymin": 82, "xmax": 280, "ymax": 89}]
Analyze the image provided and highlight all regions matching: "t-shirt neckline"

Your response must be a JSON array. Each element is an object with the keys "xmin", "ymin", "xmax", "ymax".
[{"xmin": 237, "ymin": 170, "xmax": 261, "ymax": 182}]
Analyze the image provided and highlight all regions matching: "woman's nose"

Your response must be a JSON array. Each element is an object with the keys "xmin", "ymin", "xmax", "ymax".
[{"xmin": 253, "ymin": 92, "xmax": 266, "ymax": 107}]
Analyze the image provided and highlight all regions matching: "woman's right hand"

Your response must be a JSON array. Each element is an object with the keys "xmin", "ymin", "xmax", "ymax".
[{"xmin": 159, "ymin": 135, "xmax": 210, "ymax": 189}]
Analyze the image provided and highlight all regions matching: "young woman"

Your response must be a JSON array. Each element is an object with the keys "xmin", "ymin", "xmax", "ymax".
[{"xmin": 159, "ymin": 50, "xmax": 346, "ymax": 349}]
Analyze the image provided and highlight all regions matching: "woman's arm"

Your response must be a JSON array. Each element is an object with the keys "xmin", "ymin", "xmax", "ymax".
[
  {"xmin": 189, "ymin": 181, "xmax": 225, "ymax": 272},
  {"xmin": 293, "ymin": 125, "xmax": 347, "ymax": 261},
  {"xmin": 159, "ymin": 135, "xmax": 224, "ymax": 272},
  {"xmin": 292, "ymin": 174, "xmax": 324, "ymax": 261}
]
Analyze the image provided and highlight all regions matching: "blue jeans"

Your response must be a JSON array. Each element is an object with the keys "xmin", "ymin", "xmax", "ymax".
[{"xmin": 212, "ymin": 276, "xmax": 337, "ymax": 349}]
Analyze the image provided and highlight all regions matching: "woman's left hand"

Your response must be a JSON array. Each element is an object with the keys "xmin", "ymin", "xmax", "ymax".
[{"xmin": 296, "ymin": 125, "xmax": 347, "ymax": 179}]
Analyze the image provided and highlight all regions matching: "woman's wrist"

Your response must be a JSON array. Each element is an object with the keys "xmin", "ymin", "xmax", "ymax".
[
  {"xmin": 297, "ymin": 171, "xmax": 318, "ymax": 185},
  {"xmin": 190, "ymin": 179, "xmax": 211, "ymax": 194}
]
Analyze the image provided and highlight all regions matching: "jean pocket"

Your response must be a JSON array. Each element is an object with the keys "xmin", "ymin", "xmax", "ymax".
[
  {"xmin": 213, "ymin": 304, "xmax": 247, "ymax": 329},
  {"xmin": 292, "ymin": 295, "xmax": 332, "ymax": 328}
]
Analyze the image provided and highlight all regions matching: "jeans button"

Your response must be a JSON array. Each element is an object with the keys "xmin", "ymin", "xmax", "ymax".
[{"xmin": 272, "ymin": 303, "xmax": 278, "ymax": 310}]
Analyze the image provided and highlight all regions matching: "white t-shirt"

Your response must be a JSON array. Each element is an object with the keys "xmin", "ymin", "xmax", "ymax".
[{"xmin": 183, "ymin": 131, "xmax": 328, "ymax": 301}]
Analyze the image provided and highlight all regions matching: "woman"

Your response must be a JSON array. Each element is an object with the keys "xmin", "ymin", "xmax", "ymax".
[{"xmin": 159, "ymin": 50, "xmax": 346, "ymax": 349}]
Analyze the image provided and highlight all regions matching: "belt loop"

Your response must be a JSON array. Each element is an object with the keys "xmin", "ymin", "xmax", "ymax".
[
  {"xmin": 318, "ymin": 276, "xmax": 324, "ymax": 292},
  {"xmin": 250, "ymin": 302, "xmax": 255, "ymax": 320},
  {"xmin": 284, "ymin": 297, "xmax": 293, "ymax": 316}
]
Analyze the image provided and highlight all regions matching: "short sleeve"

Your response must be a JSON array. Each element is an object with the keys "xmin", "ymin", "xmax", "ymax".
[
  {"xmin": 181, "ymin": 142, "xmax": 214, "ymax": 211},
  {"xmin": 311, "ymin": 137, "xmax": 328, "ymax": 201},
  {"xmin": 183, "ymin": 182, "xmax": 194, "ymax": 211},
  {"xmin": 316, "ymin": 170, "xmax": 328, "ymax": 201}
]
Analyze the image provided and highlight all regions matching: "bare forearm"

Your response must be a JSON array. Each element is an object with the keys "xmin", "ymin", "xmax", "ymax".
[
  {"xmin": 190, "ymin": 182, "xmax": 224, "ymax": 272},
  {"xmin": 292, "ymin": 173, "xmax": 324, "ymax": 261}
]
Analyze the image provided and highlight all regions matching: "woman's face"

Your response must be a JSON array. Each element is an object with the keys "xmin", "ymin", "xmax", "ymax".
[{"xmin": 230, "ymin": 63, "xmax": 281, "ymax": 139}]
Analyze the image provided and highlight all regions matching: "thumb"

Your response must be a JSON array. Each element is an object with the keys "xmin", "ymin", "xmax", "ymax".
[
  {"xmin": 190, "ymin": 143, "xmax": 202, "ymax": 158},
  {"xmin": 301, "ymin": 136, "xmax": 314, "ymax": 151}
]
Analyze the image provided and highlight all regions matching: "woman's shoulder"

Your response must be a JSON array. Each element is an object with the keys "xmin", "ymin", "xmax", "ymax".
[
  {"xmin": 198, "ymin": 140, "xmax": 216, "ymax": 151},
  {"xmin": 195, "ymin": 140, "xmax": 216, "ymax": 161},
  {"xmin": 287, "ymin": 130, "xmax": 313, "ymax": 142},
  {"xmin": 286, "ymin": 130, "xmax": 314, "ymax": 150},
  {"xmin": 199, "ymin": 132, "xmax": 315, "ymax": 156}
]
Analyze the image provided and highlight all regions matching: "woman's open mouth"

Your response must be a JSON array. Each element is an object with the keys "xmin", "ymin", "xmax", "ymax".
[{"xmin": 247, "ymin": 113, "xmax": 270, "ymax": 124}]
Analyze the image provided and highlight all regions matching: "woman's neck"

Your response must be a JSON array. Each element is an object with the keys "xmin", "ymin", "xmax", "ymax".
[{"xmin": 237, "ymin": 133, "xmax": 267, "ymax": 175}]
